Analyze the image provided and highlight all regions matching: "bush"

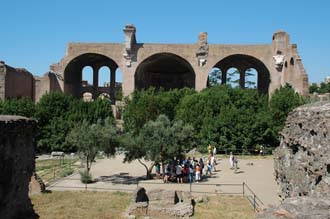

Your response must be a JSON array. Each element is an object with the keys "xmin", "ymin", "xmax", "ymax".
[{"xmin": 79, "ymin": 171, "xmax": 93, "ymax": 184}]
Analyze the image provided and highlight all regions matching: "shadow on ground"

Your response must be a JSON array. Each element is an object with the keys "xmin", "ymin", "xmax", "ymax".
[{"xmin": 96, "ymin": 173, "xmax": 145, "ymax": 184}]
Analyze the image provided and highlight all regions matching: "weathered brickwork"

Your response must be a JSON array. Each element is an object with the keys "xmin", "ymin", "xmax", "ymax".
[{"xmin": 1, "ymin": 25, "xmax": 309, "ymax": 102}]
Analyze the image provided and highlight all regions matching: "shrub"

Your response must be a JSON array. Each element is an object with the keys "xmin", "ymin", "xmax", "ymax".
[{"xmin": 79, "ymin": 171, "xmax": 93, "ymax": 184}]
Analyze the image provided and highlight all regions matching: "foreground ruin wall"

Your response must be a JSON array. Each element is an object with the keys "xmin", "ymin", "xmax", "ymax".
[
  {"xmin": 274, "ymin": 101, "xmax": 330, "ymax": 199},
  {"xmin": 0, "ymin": 116, "xmax": 38, "ymax": 219},
  {"xmin": 258, "ymin": 101, "xmax": 330, "ymax": 218}
]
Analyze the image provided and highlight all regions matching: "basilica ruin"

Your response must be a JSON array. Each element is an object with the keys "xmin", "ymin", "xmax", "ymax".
[{"xmin": 0, "ymin": 25, "xmax": 308, "ymax": 103}]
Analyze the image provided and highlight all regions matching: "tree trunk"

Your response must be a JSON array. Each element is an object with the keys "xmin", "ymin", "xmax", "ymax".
[{"xmin": 138, "ymin": 159, "xmax": 155, "ymax": 179}]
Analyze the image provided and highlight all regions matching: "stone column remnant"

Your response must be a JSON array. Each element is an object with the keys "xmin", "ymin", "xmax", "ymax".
[
  {"xmin": 0, "ymin": 115, "xmax": 38, "ymax": 219},
  {"xmin": 196, "ymin": 32, "xmax": 209, "ymax": 67},
  {"xmin": 123, "ymin": 24, "xmax": 137, "ymax": 67}
]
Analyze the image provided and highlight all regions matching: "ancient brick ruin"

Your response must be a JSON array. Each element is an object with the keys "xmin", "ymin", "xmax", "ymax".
[
  {"xmin": 0, "ymin": 116, "xmax": 38, "ymax": 219},
  {"xmin": 1, "ymin": 25, "xmax": 308, "ymax": 103},
  {"xmin": 126, "ymin": 187, "xmax": 194, "ymax": 218},
  {"xmin": 258, "ymin": 101, "xmax": 330, "ymax": 218}
]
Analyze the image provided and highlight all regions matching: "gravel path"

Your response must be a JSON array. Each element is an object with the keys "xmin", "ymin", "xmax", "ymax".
[{"xmin": 48, "ymin": 154, "xmax": 279, "ymax": 206}]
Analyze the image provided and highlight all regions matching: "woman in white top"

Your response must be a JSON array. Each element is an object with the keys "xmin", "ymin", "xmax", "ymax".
[{"xmin": 229, "ymin": 152, "xmax": 234, "ymax": 169}]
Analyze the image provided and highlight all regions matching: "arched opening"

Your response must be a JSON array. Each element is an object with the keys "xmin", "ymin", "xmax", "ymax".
[
  {"xmin": 245, "ymin": 68, "xmax": 258, "ymax": 89},
  {"xmin": 64, "ymin": 53, "xmax": 119, "ymax": 102},
  {"xmin": 207, "ymin": 67, "xmax": 222, "ymax": 87},
  {"xmin": 290, "ymin": 57, "xmax": 294, "ymax": 65},
  {"xmin": 82, "ymin": 66, "xmax": 93, "ymax": 87},
  {"xmin": 211, "ymin": 54, "xmax": 270, "ymax": 94},
  {"xmin": 135, "ymin": 53, "xmax": 195, "ymax": 90},
  {"xmin": 98, "ymin": 66, "xmax": 110, "ymax": 87},
  {"xmin": 226, "ymin": 67, "xmax": 240, "ymax": 88}
]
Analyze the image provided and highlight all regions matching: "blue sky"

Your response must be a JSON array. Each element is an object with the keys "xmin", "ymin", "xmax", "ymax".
[{"xmin": 1, "ymin": 0, "xmax": 329, "ymax": 84}]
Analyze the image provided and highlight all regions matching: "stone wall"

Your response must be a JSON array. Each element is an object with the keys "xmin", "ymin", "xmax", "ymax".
[
  {"xmin": 257, "ymin": 101, "xmax": 330, "ymax": 218},
  {"xmin": 274, "ymin": 101, "xmax": 330, "ymax": 199},
  {"xmin": 0, "ymin": 61, "xmax": 35, "ymax": 101},
  {"xmin": 0, "ymin": 115, "xmax": 38, "ymax": 219}
]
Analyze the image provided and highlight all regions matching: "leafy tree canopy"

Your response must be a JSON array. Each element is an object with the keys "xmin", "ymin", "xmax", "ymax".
[{"xmin": 122, "ymin": 115, "xmax": 194, "ymax": 178}]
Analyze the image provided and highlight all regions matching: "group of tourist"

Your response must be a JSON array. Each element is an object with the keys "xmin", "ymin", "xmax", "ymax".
[{"xmin": 160, "ymin": 154, "xmax": 217, "ymax": 184}]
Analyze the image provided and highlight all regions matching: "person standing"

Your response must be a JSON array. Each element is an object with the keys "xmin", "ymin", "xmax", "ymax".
[
  {"xmin": 176, "ymin": 163, "xmax": 183, "ymax": 183},
  {"xmin": 229, "ymin": 152, "xmax": 234, "ymax": 169},
  {"xmin": 164, "ymin": 163, "xmax": 170, "ymax": 183},
  {"xmin": 199, "ymin": 158, "xmax": 204, "ymax": 179},
  {"xmin": 195, "ymin": 164, "xmax": 201, "ymax": 183},
  {"xmin": 213, "ymin": 146, "xmax": 217, "ymax": 155},
  {"xmin": 211, "ymin": 155, "xmax": 216, "ymax": 172}
]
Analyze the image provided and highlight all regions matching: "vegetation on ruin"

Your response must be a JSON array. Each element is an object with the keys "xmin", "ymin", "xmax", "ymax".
[{"xmin": 31, "ymin": 191, "xmax": 254, "ymax": 219}]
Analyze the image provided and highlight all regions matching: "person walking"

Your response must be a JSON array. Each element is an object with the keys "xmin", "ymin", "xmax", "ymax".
[{"xmin": 205, "ymin": 160, "xmax": 212, "ymax": 176}]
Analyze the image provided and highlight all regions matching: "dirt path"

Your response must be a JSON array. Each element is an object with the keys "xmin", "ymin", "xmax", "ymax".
[{"xmin": 48, "ymin": 154, "xmax": 279, "ymax": 206}]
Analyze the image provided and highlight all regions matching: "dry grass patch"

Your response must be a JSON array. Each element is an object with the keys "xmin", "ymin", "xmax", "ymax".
[
  {"xmin": 31, "ymin": 191, "xmax": 255, "ymax": 219},
  {"xmin": 194, "ymin": 195, "xmax": 255, "ymax": 219},
  {"xmin": 31, "ymin": 191, "xmax": 131, "ymax": 219}
]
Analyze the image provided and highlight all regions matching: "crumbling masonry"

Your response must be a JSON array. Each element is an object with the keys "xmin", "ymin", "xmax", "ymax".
[{"xmin": 0, "ymin": 116, "xmax": 38, "ymax": 219}]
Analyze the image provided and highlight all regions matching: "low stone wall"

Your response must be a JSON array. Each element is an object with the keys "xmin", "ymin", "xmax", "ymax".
[{"xmin": 0, "ymin": 115, "xmax": 38, "ymax": 219}]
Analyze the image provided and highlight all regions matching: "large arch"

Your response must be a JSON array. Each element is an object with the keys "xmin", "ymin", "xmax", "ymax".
[
  {"xmin": 135, "ymin": 53, "xmax": 195, "ymax": 90},
  {"xmin": 209, "ymin": 54, "xmax": 270, "ymax": 94},
  {"xmin": 63, "ymin": 53, "xmax": 120, "ymax": 103}
]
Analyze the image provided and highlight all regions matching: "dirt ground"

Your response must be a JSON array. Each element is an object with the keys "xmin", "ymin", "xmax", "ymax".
[{"xmin": 48, "ymin": 154, "xmax": 280, "ymax": 206}]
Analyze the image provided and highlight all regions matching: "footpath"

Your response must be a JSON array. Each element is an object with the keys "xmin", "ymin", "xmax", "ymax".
[{"xmin": 48, "ymin": 154, "xmax": 280, "ymax": 206}]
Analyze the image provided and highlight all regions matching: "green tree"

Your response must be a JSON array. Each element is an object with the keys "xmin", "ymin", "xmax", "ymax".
[
  {"xmin": 309, "ymin": 83, "xmax": 319, "ymax": 94},
  {"xmin": 35, "ymin": 92, "xmax": 114, "ymax": 152},
  {"xmin": 0, "ymin": 97, "xmax": 36, "ymax": 118},
  {"xmin": 66, "ymin": 118, "xmax": 117, "ymax": 173},
  {"xmin": 122, "ymin": 115, "xmax": 194, "ymax": 179},
  {"xmin": 269, "ymin": 84, "xmax": 306, "ymax": 133},
  {"xmin": 176, "ymin": 85, "xmax": 277, "ymax": 153},
  {"xmin": 123, "ymin": 88, "xmax": 195, "ymax": 133},
  {"xmin": 318, "ymin": 82, "xmax": 330, "ymax": 94}
]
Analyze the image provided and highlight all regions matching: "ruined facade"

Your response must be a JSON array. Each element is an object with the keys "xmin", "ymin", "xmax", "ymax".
[
  {"xmin": 1, "ymin": 25, "xmax": 308, "ymax": 103},
  {"xmin": 0, "ymin": 115, "xmax": 38, "ymax": 219},
  {"xmin": 0, "ymin": 61, "xmax": 35, "ymax": 100}
]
